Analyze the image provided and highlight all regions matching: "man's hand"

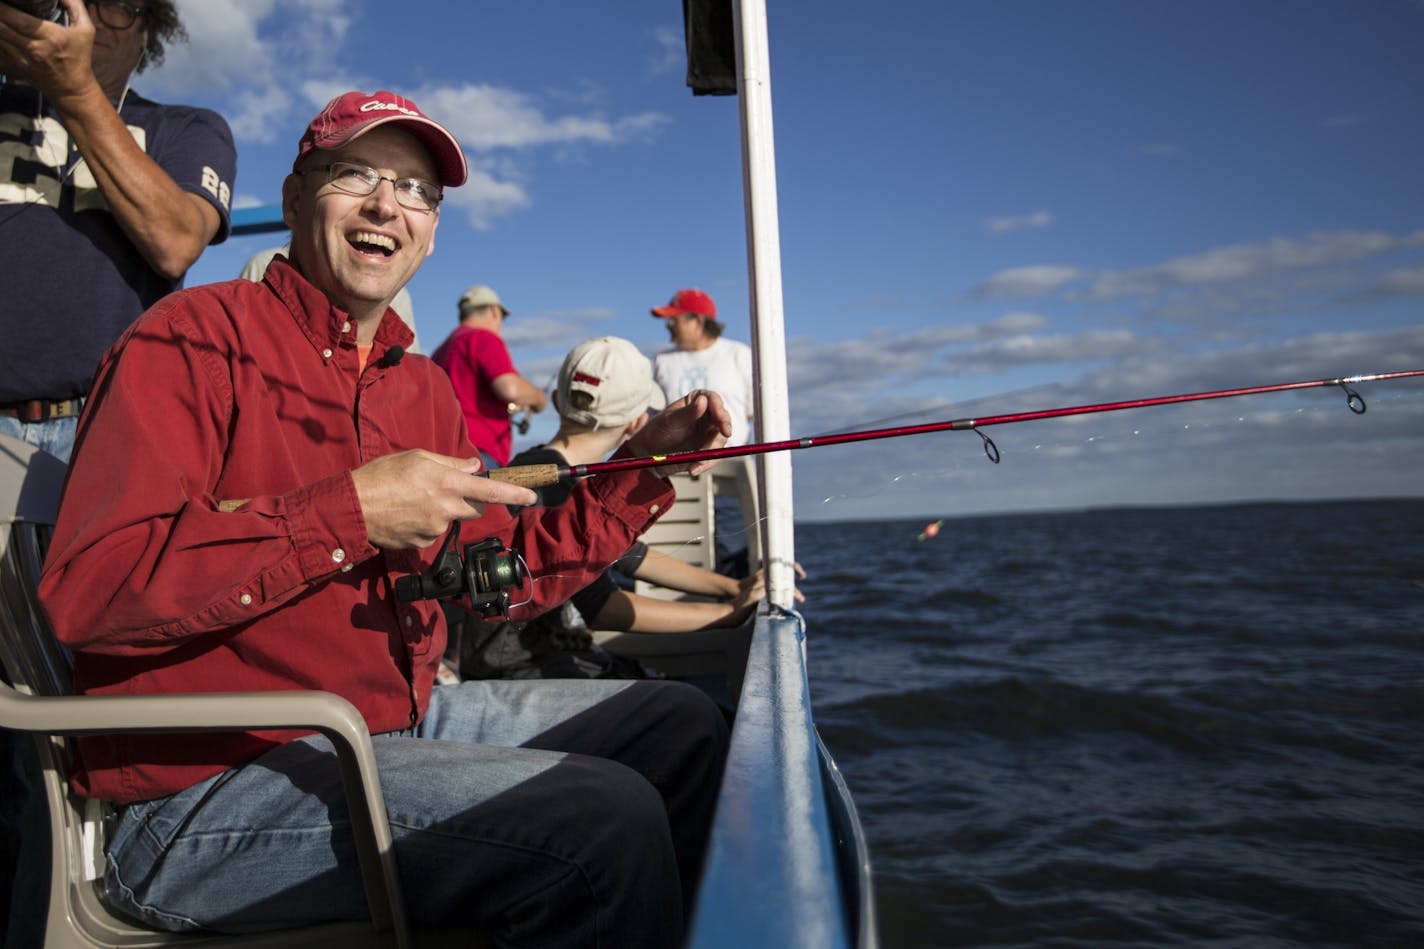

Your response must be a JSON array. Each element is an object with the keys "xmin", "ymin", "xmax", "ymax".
[
  {"xmin": 623, "ymin": 389, "xmax": 733, "ymax": 477},
  {"xmin": 726, "ymin": 570, "xmax": 766, "ymax": 624},
  {"xmin": 352, "ymin": 450, "xmax": 537, "ymax": 550},
  {"xmin": 0, "ymin": 0, "xmax": 97, "ymax": 100}
]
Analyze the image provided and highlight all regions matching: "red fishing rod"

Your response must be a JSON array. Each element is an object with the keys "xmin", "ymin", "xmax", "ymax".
[{"xmin": 486, "ymin": 369, "xmax": 1424, "ymax": 487}]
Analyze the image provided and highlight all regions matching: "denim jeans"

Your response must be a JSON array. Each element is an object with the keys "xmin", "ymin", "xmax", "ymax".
[
  {"xmin": 0, "ymin": 414, "xmax": 80, "ymax": 463},
  {"xmin": 103, "ymin": 678, "xmax": 728, "ymax": 948}
]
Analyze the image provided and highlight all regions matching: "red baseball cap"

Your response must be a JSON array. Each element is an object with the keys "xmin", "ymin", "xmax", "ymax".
[
  {"xmin": 651, "ymin": 288, "xmax": 717, "ymax": 319},
  {"xmin": 294, "ymin": 90, "xmax": 468, "ymax": 187}
]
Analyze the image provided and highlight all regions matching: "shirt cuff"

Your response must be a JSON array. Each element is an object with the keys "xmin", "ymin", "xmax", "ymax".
[{"xmin": 285, "ymin": 469, "xmax": 371, "ymax": 580}]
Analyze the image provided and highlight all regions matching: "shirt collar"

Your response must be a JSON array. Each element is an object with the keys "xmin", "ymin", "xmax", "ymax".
[{"xmin": 262, "ymin": 255, "xmax": 415, "ymax": 358}]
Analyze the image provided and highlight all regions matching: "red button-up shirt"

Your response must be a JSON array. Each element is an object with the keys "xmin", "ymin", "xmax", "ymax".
[{"xmin": 38, "ymin": 259, "xmax": 672, "ymax": 803}]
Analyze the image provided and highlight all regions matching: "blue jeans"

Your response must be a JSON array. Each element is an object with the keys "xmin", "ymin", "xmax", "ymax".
[
  {"xmin": 104, "ymin": 679, "xmax": 727, "ymax": 948},
  {"xmin": 0, "ymin": 414, "xmax": 79, "ymax": 463}
]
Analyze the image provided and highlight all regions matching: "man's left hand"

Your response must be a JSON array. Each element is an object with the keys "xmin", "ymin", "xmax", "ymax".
[{"xmin": 624, "ymin": 389, "xmax": 733, "ymax": 478}]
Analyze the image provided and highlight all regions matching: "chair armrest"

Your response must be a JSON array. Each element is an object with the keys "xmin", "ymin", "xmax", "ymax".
[{"xmin": 0, "ymin": 688, "xmax": 411, "ymax": 949}]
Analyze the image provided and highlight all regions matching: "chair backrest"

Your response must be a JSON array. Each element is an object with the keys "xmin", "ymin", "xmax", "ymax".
[
  {"xmin": 0, "ymin": 435, "xmax": 69, "ymax": 698},
  {"xmin": 634, "ymin": 472, "xmax": 717, "ymax": 599},
  {"xmin": 0, "ymin": 435, "xmax": 423, "ymax": 948}
]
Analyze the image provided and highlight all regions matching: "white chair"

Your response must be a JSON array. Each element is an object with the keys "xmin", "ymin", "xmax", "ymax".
[
  {"xmin": 596, "ymin": 469, "xmax": 758, "ymax": 700},
  {"xmin": 633, "ymin": 471, "xmax": 718, "ymax": 598},
  {"xmin": 0, "ymin": 434, "xmax": 421, "ymax": 948}
]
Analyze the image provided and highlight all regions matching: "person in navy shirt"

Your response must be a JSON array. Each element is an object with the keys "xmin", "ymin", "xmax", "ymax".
[{"xmin": 0, "ymin": 0, "xmax": 235, "ymax": 462}]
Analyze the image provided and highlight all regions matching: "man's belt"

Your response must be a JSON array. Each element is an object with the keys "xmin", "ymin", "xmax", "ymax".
[{"xmin": 0, "ymin": 398, "xmax": 85, "ymax": 421}]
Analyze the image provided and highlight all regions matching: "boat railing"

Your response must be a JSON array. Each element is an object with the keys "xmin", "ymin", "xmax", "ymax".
[{"xmin": 687, "ymin": 606, "xmax": 873, "ymax": 948}]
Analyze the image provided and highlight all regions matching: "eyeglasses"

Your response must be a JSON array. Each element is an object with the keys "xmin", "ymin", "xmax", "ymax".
[
  {"xmin": 304, "ymin": 161, "xmax": 443, "ymax": 212},
  {"xmin": 86, "ymin": 0, "xmax": 146, "ymax": 30}
]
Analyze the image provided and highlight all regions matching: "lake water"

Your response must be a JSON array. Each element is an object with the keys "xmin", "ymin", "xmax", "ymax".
[{"xmin": 797, "ymin": 499, "xmax": 1424, "ymax": 948}]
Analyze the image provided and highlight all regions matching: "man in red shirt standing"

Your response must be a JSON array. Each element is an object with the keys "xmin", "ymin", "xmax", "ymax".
[{"xmin": 431, "ymin": 285, "xmax": 547, "ymax": 468}]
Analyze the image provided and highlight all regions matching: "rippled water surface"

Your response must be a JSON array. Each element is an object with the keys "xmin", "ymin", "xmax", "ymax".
[{"xmin": 799, "ymin": 499, "xmax": 1424, "ymax": 948}]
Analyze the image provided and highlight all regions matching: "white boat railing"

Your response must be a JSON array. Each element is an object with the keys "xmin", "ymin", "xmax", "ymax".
[
  {"xmin": 732, "ymin": 0, "xmax": 797, "ymax": 610},
  {"xmin": 687, "ymin": 609, "xmax": 872, "ymax": 949},
  {"xmin": 687, "ymin": 1, "xmax": 877, "ymax": 945}
]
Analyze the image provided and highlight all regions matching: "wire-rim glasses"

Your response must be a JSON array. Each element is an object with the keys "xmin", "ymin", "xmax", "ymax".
[{"xmin": 306, "ymin": 161, "xmax": 443, "ymax": 212}]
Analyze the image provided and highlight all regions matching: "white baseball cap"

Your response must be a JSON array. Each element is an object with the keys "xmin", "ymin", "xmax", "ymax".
[
  {"xmin": 556, "ymin": 337, "xmax": 667, "ymax": 429},
  {"xmin": 457, "ymin": 285, "xmax": 509, "ymax": 317}
]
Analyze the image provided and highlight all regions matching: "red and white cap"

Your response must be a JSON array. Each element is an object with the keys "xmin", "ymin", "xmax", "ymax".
[
  {"xmin": 556, "ymin": 337, "xmax": 667, "ymax": 430},
  {"xmin": 294, "ymin": 90, "xmax": 468, "ymax": 187},
  {"xmin": 650, "ymin": 288, "xmax": 717, "ymax": 319}
]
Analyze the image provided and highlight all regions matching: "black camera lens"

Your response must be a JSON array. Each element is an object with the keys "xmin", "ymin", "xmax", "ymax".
[{"xmin": 5, "ymin": 0, "xmax": 64, "ymax": 22}]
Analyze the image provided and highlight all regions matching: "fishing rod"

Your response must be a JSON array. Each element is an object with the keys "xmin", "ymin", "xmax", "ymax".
[{"xmin": 483, "ymin": 369, "xmax": 1424, "ymax": 488}]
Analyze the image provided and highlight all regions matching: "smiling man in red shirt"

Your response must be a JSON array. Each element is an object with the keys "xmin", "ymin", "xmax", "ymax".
[{"xmin": 39, "ymin": 89, "xmax": 731, "ymax": 947}]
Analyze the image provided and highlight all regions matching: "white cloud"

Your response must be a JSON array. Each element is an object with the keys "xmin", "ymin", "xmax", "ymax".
[
  {"xmin": 650, "ymin": 26, "xmax": 684, "ymax": 77},
  {"xmin": 1085, "ymin": 230, "xmax": 1424, "ymax": 302},
  {"xmin": 503, "ymin": 310, "xmax": 617, "ymax": 348},
  {"xmin": 1373, "ymin": 265, "xmax": 1424, "ymax": 297},
  {"xmin": 959, "ymin": 330, "xmax": 1143, "ymax": 371},
  {"xmin": 144, "ymin": 1, "xmax": 353, "ymax": 143},
  {"xmin": 985, "ymin": 210, "xmax": 1052, "ymax": 234},
  {"xmin": 412, "ymin": 83, "xmax": 668, "ymax": 152},
  {"xmin": 442, "ymin": 164, "xmax": 531, "ymax": 231},
  {"xmin": 402, "ymin": 81, "xmax": 668, "ymax": 227},
  {"xmin": 968, "ymin": 265, "xmax": 1090, "ymax": 300},
  {"xmin": 144, "ymin": 3, "xmax": 669, "ymax": 228}
]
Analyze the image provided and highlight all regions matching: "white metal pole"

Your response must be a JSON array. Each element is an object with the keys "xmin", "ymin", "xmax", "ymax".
[{"xmin": 732, "ymin": 0, "xmax": 797, "ymax": 610}]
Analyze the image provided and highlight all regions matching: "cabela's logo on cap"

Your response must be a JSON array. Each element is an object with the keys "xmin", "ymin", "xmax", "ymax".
[{"xmin": 359, "ymin": 100, "xmax": 420, "ymax": 118}]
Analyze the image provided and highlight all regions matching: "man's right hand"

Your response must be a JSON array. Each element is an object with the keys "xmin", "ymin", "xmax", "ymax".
[
  {"xmin": 0, "ymin": 0, "xmax": 96, "ymax": 99},
  {"xmin": 352, "ymin": 450, "xmax": 537, "ymax": 550}
]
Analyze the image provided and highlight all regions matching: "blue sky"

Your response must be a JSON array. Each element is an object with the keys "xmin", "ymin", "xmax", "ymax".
[{"xmin": 148, "ymin": 0, "xmax": 1423, "ymax": 522}]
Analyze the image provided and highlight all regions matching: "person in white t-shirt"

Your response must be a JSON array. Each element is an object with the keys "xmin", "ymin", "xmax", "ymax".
[{"xmin": 649, "ymin": 288, "xmax": 754, "ymax": 447}]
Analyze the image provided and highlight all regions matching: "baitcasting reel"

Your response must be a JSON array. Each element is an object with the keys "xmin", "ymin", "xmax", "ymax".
[{"xmin": 394, "ymin": 522, "xmax": 526, "ymax": 619}]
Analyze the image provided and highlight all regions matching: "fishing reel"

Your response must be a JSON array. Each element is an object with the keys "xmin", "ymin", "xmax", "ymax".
[
  {"xmin": 507, "ymin": 401, "xmax": 532, "ymax": 436},
  {"xmin": 393, "ymin": 522, "xmax": 526, "ymax": 619}
]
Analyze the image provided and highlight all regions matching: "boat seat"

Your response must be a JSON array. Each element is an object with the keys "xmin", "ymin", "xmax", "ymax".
[
  {"xmin": 633, "ymin": 471, "xmax": 718, "ymax": 597},
  {"xmin": 595, "ymin": 468, "xmax": 757, "ymax": 701},
  {"xmin": 0, "ymin": 433, "xmax": 475, "ymax": 949}
]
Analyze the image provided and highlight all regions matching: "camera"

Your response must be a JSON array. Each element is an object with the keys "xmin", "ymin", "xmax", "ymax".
[
  {"xmin": 4, "ymin": 0, "xmax": 66, "ymax": 23},
  {"xmin": 394, "ymin": 526, "xmax": 526, "ymax": 620}
]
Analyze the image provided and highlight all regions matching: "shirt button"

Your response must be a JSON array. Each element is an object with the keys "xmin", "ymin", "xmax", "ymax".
[
  {"xmin": 322, "ymin": 348, "xmax": 333, "ymax": 359},
  {"xmin": 404, "ymin": 615, "xmax": 413, "ymax": 627},
  {"xmin": 239, "ymin": 593, "xmax": 253, "ymax": 606},
  {"xmin": 340, "ymin": 563, "xmax": 354, "ymax": 573},
  {"xmin": 332, "ymin": 548, "xmax": 346, "ymax": 563},
  {"xmin": 341, "ymin": 321, "xmax": 352, "ymax": 334},
  {"xmin": 650, "ymin": 503, "xmax": 660, "ymax": 515}
]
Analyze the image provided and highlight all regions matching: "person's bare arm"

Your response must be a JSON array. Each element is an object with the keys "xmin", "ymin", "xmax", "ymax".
[
  {"xmin": 634, "ymin": 553, "xmax": 807, "ymax": 603},
  {"xmin": 592, "ymin": 571, "xmax": 764, "ymax": 633},
  {"xmin": 0, "ymin": 0, "xmax": 222, "ymax": 278},
  {"xmin": 633, "ymin": 548, "xmax": 740, "ymax": 597},
  {"xmin": 490, "ymin": 372, "xmax": 547, "ymax": 414}
]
